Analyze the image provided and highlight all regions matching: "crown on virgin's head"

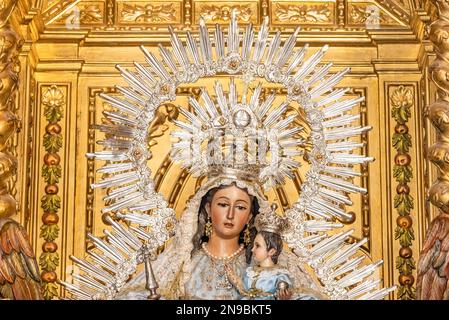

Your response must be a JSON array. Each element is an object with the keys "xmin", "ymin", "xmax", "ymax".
[{"xmin": 170, "ymin": 79, "xmax": 304, "ymax": 191}]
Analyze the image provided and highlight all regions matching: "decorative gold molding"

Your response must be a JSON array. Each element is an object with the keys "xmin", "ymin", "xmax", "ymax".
[
  {"xmin": 377, "ymin": 0, "xmax": 411, "ymax": 21},
  {"xmin": 348, "ymin": 2, "xmax": 401, "ymax": 25},
  {"xmin": 262, "ymin": 0, "xmax": 268, "ymax": 17},
  {"xmin": 53, "ymin": 2, "xmax": 105, "ymax": 25},
  {"xmin": 391, "ymin": 0, "xmax": 410, "ymax": 12},
  {"xmin": 337, "ymin": 0, "xmax": 346, "ymax": 26},
  {"xmin": 39, "ymin": 84, "xmax": 65, "ymax": 300},
  {"xmin": 389, "ymin": 84, "xmax": 416, "ymax": 300},
  {"xmin": 354, "ymin": 87, "xmax": 371, "ymax": 238},
  {"xmin": 185, "ymin": 0, "xmax": 192, "ymax": 27},
  {"xmin": 168, "ymin": 168, "xmax": 189, "ymax": 208},
  {"xmin": 154, "ymin": 154, "xmax": 172, "ymax": 193},
  {"xmin": 23, "ymin": 76, "xmax": 36, "ymax": 229},
  {"xmin": 37, "ymin": 0, "xmax": 414, "ymax": 32},
  {"xmin": 194, "ymin": 2, "xmax": 258, "ymax": 24},
  {"xmin": 272, "ymin": 2, "xmax": 335, "ymax": 24},
  {"xmin": 116, "ymin": 1, "xmax": 181, "ymax": 24},
  {"xmin": 86, "ymin": 87, "xmax": 115, "ymax": 240},
  {"xmin": 42, "ymin": 0, "xmax": 82, "ymax": 25},
  {"xmin": 107, "ymin": 0, "xmax": 114, "ymax": 26},
  {"xmin": 148, "ymin": 104, "xmax": 178, "ymax": 147}
]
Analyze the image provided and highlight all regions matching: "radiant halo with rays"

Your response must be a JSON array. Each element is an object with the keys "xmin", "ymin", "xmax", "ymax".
[
  {"xmin": 170, "ymin": 78, "xmax": 305, "ymax": 190},
  {"xmin": 60, "ymin": 11, "xmax": 396, "ymax": 300}
]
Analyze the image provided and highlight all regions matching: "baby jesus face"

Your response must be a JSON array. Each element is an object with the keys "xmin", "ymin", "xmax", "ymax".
[{"xmin": 251, "ymin": 233, "xmax": 277, "ymax": 267}]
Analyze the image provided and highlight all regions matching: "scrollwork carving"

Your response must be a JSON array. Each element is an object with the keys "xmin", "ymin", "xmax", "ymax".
[
  {"xmin": 43, "ymin": 0, "xmax": 81, "ymax": 24},
  {"xmin": 273, "ymin": 2, "xmax": 333, "ymax": 23},
  {"xmin": 79, "ymin": 4, "xmax": 103, "ymax": 23},
  {"xmin": 199, "ymin": 4, "xmax": 253, "ymax": 23},
  {"xmin": 55, "ymin": 3, "xmax": 104, "ymax": 25},
  {"xmin": 348, "ymin": 3, "xmax": 398, "ymax": 25},
  {"xmin": 120, "ymin": 3, "xmax": 177, "ymax": 23}
]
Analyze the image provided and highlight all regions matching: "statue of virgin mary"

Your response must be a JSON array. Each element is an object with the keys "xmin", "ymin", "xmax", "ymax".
[
  {"xmin": 60, "ymin": 12, "xmax": 395, "ymax": 300},
  {"xmin": 116, "ymin": 175, "xmax": 323, "ymax": 300}
]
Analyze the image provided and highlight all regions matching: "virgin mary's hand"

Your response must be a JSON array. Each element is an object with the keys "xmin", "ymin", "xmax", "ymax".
[{"xmin": 224, "ymin": 264, "xmax": 240, "ymax": 288}]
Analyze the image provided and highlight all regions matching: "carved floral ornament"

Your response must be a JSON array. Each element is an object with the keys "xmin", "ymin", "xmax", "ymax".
[
  {"xmin": 40, "ymin": 0, "xmax": 409, "ymax": 28},
  {"xmin": 199, "ymin": 4, "xmax": 253, "ymax": 23},
  {"xmin": 40, "ymin": 85, "xmax": 65, "ymax": 300},
  {"xmin": 120, "ymin": 3, "xmax": 177, "ymax": 23},
  {"xmin": 348, "ymin": 3, "xmax": 398, "ymax": 25},
  {"xmin": 51, "ymin": 2, "xmax": 109, "ymax": 25},
  {"xmin": 42, "ymin": 0, "xmax": 77, "ymax": 20},
  {"xmin": 391, "ymin": 86, "xmax": 413, "ymax": 110},
  {"xmin": 79, "ymin": 5, "xmax": 103, "ymax": 23},
  {"xmin": 56, "ymin": 4, "xmax": 103, "ymax": 24},
  {"xmin": 273, "ymin": 3, "xmax": 333, "ymax": 23},
  {"xmin": 390, "ymin": 85, "xmax": 416, "ymax": 300},
  {"xmin": 42, "ymin": 85, "xmax": 65, "ymax": 108}
]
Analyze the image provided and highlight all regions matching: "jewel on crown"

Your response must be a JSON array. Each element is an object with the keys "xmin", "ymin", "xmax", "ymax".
[
  {"xmin": 170, "ymin": 78, "xmax": 305, "ymax": 190},
  {"xmin": 255, "ymin": 203, "xmax": 290, "ymax": 234}
]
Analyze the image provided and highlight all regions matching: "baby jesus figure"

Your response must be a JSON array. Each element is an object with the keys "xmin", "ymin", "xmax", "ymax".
[{"xmin": 226, "ymin": 205, "xmax": 321, "ymax": 300}]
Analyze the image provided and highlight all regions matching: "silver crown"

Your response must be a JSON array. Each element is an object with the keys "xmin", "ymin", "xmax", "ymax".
[
  {"xmin": 255, "ymin": 203, "xmax": 290, "ymax": 234},
  {"xmin": 170, "ymin": 80, "xmax": 304, "ymax": 190}
]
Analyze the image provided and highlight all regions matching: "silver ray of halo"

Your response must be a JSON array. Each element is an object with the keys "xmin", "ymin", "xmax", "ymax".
[
  {"xmin": 170, "ymin": 80, "xmax": 305, "ymax": 190},
  {"xmin": 63, "ymin": 11, "xmax": 395, "ymax": 300}
]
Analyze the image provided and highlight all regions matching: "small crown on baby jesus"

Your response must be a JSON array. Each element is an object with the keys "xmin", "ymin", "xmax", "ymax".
[{"xmin": 255, "ymin": 203, "xmax": 290, "ymax": 235}]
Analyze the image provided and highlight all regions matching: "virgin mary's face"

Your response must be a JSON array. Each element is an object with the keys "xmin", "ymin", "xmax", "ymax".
[{"xmin": 205, "ymin": 185, "xmax": 252, "ymax": 239}]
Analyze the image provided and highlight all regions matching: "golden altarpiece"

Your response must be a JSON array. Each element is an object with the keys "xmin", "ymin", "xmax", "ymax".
[{"xmin": 1, "ymin": 0, "xmax": 446, "ymax": 300}]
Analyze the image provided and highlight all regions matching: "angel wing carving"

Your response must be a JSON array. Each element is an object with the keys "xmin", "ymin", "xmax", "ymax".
[
  {"xmin": 0, "ymin": 218, "xmax": 43, "ymax": 300},
  {"xmin": 417, "ymin": 213, "xmax": 449, "ymax": 300}
]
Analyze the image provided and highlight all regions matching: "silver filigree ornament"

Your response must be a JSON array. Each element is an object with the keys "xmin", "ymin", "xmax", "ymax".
[{"xmin": 62, "ymin": 10, "xmax": 395, "ymax": 300}]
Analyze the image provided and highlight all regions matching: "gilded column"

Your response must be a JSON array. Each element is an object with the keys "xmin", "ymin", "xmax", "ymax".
[
  {"xmin": 417, "ymin": 0, "xmax": 449, "ymax": 299},
  {"xmin": 0, "ymin": 1, "xmax": 21, "ymax": 225}
]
